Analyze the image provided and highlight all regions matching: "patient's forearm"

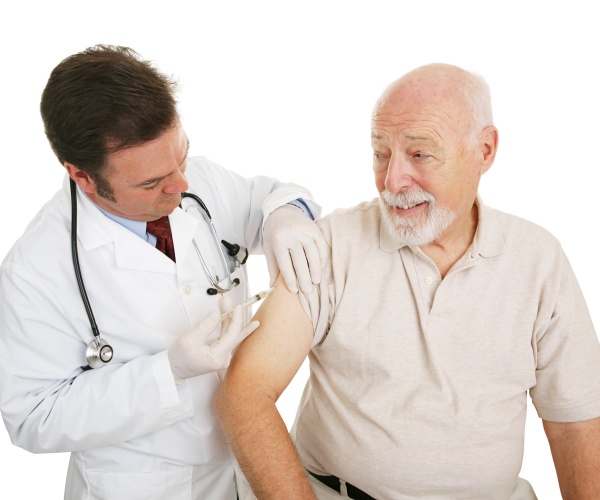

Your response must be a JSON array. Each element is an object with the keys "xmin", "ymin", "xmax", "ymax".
[
  {"xmin": 216, "ymin": 273, "xmax": 316, "ymax": 498},
  {"xmin": 216, "ymin": 386, "xmax": 315, "ymax": 499}
]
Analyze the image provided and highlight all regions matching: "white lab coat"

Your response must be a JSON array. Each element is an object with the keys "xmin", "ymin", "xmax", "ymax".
[{"xmin": 0, "ymin": 157, "xmax": 318, "ymax": 500}]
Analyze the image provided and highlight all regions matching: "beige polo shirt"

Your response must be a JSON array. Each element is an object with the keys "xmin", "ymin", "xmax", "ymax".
[{"xmin": 294, "ymin": 197, "xmax": 600, "ymax": 499}]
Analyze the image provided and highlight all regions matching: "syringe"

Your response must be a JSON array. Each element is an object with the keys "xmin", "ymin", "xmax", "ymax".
[{"xmin": 219, "ymin": 287, "xmax": 274, "ymax": 322}]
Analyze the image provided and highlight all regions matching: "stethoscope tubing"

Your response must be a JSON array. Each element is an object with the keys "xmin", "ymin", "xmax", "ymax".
[
  {"xmin": 181, "ymin": 192, "xmax": 244, "ymax": 293},
  {"xmin": 70, "ymin": 179, "xmax": 101, "ymax": 339},
  {"xmin": 70, "ymin": 181, "xmax": 245, "ymax": 369}
]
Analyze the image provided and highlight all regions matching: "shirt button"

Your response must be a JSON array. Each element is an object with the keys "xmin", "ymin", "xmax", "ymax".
[
  {"xmin": 183, "ymin": 284, "xmax": 193, "ymax": 295},
  {"xmin": 425, "ymin": 276, "xmax": 433, "ymax": 285}
]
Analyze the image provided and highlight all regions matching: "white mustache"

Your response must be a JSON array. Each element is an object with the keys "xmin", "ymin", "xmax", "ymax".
[{"xmin": 380, "ymin": 189, "xmax": 435, "ymax": 210}]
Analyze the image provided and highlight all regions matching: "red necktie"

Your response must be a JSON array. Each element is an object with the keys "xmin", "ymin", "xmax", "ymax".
[{"xmin": 146, "ymin": 216, "xmax": 176, "ymax": 262}]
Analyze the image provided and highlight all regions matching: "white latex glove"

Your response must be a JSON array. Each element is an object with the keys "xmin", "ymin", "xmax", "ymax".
[
  {"xmin": 167, "ymin": 295, "xmax": 259, "ymax": 383},
  {"xmin": 263, "ymin": 204, "xmax": 329, "ymax": 294}
]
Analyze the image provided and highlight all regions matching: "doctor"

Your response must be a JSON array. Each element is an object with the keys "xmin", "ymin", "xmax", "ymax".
[{"xmin": 0, "ymin": 45, "xmax": 326, "ymax": 499}]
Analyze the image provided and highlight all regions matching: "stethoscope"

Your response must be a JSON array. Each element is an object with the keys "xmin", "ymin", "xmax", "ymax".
[
  {"xmin": 180, "ymin": 192, "xmax": 248, "ymax": 294},
  {"xmin": 70, "ymin": 179, "xmax": 248, "ymax": 370}
]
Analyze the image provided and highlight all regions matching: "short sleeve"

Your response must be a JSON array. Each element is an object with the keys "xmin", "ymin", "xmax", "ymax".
[
  {"xmin": 298, "ymin": 266, "xmax": 334, "ymax": 347},
  {"xmin": 531, "ymin": 251, "xmax": 600, "ymax": 422},
  {"xmin": 297, "ymin": 219, "xmax": 335, "ymax": 347}
]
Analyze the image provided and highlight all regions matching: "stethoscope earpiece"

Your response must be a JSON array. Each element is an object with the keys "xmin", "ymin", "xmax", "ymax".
[{"xmin": 207, "ymin": 278, "xmax": 240, "ymax": 295}]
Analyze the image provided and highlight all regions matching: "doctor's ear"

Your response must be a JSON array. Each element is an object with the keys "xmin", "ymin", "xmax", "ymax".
[{"xmin": 64, "ymin": 162, "xmax": 96, "ymax": 194}]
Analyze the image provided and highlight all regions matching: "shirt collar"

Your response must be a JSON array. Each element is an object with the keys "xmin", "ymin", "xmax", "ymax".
[
  {"xmin": 471, "ymin": 195, "xmax": 505, "ymax": 258},
  {"xmin": 379, "ymin": 194, "xmax": 505, "ymax": 258},
  {"xmin": 82, "ymin": 190, "xmax": 150, "ymax": 241}
]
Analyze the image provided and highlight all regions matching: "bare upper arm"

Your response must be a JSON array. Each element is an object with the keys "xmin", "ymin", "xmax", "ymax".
[
  {"xmin": 223, "ymin": 274, "xmax": 314, "ymax": 402},
  {"xmin": 543, "ymin": 416, "xmax": 600, "ymax": 441},
  {"xmin": 542, "ymin": 417, "xmax": 600, "ymax": 497}
]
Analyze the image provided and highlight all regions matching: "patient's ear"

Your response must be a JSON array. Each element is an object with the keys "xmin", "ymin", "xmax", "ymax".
[{"xmin": 478, "ymin": 126, "xmax": 498, "ymax": 176}]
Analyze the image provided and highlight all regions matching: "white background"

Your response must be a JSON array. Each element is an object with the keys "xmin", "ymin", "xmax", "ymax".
[{"xmin": 1, "ymin": 1, "xmax": 598, "ymax": 498}]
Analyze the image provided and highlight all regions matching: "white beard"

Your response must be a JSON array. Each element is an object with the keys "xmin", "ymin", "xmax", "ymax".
[{"xmin": 378, "ymin": 189, "xmax": 456, "ymax": 247}]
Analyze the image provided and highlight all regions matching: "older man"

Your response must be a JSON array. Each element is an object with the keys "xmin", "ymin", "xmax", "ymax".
[{"xmin": 216, "ymin": 64, "xmax": 600, "ymax": 499}]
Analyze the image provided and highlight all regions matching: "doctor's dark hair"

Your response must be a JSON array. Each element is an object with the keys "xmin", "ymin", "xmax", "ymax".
[{"xmin": 40, "ymin": 45, "xmax": 178, "ymax": 180}]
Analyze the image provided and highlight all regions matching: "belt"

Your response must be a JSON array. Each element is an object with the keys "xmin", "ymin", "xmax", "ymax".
[{"xmin": 308, "ymin": 470, "xmax": 376, "ymax": 500}]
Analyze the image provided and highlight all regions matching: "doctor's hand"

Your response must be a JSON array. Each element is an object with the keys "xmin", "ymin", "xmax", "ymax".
[
  {"xmin": 167, "ymin": 296, "xmax": 259, "ymax": 383},
  {"xmin": 263, "ymin": 204, "xmax": 329, "ymax": 295}
]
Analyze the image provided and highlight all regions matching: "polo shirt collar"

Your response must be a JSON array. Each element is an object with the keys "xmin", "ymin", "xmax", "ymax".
[
  {"xmin": 472, "ymin": 195, "xmax": 505, "ymax": 258},
  {"xmin": 379, "ymin": 194, "xmax": 505, "ymax": 258}
]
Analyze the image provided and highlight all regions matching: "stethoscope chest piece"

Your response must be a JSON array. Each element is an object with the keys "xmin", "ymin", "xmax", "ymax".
[{"xmin": 86, "ymin": 337, "xmax": 114, "ymax": 368}]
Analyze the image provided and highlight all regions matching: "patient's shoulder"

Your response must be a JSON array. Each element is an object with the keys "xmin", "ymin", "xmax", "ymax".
[{"xmin": 317, "ymin": 199, "xmax": 381, "ymax": 242}]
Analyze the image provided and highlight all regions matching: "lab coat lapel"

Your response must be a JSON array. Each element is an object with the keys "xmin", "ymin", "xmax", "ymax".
[
  {"xmin": 74, "ymin": 187, "xmax": 178, "ymax": 274},
  {"xmin": 168, "ymin": 206, "xmax": 199, "ymax": 265}
]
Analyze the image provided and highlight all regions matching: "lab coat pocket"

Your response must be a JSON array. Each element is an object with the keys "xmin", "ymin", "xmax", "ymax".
[{"xmin": 85, "ymin": 466, "xmax": 193, "ymax": 500}]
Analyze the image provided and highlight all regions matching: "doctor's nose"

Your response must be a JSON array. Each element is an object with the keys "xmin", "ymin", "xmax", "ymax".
[
  {"xmin": 384, "ymin": 155, "xmax": 416, "ymax": 193},
  {"xmin": 164, "ymin": 168, "xmax": 189, "ymax": 194}
]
